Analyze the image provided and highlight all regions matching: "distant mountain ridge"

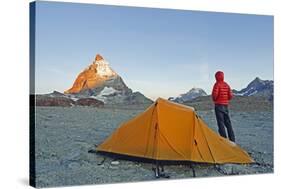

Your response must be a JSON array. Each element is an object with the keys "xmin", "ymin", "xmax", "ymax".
[
  {"xmin": 233, "ymin": 77, "xmax": 273, "ymax": 100},
  {"xmin": 169, "ymin": 77, "xmax": 273, "ymax": 103},
  {"xmin": 36, "ymin": 58, "xmax": 273, "ymax": 107},
  {"xmin": 36, "ymin": 54, "xmax": 153, "ymax": 106},
  {"xmin": 169, "ymin": 88, "xmax": 207, "ymax": 103}
]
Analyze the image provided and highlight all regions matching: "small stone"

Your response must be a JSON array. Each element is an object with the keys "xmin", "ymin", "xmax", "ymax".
[
  {"xmin": 135, "ymin": 163, "xmax": 141, "ymax": 167},
  {"xmin": 88, "ymin": 149, "xmax": 96, "ymax": 153},
  {"xmin": 111, "ymin": 161, "xmax": 120, "ymax": 165}
]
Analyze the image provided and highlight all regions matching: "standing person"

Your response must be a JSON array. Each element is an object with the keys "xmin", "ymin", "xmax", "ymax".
[{"xmin": 212, "ymin": 71, "xmax": 235, "ymax": 142}]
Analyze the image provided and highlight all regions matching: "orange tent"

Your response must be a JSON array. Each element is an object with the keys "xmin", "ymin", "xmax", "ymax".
[{"xmin": 97, "ymin": 98, "xmax": 253, "ymax": 164}]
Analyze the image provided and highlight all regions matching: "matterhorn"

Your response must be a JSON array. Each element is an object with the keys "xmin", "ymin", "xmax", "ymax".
[{"xmin": 64, "ymin": 54, "xmax": 152, "ymax": 105}]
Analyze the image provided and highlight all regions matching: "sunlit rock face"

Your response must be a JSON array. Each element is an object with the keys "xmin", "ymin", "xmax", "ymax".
[
  {"xmin": 64, "ymin": 54, "xmax": 118, "ymax": 94},
  {"xmin": 64, "ymin": 54, "xmax": 153, "ymax": 105}
]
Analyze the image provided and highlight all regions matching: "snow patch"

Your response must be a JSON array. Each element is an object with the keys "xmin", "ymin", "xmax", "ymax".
[
  {"xmin": 190, "ymin": 88, "xmax": 202, "ymax": 93},
  {"xmin": 235, "ymin": 93, "xmax": 244, "ymax": 96},
  {"xmin": 90, "ymin": 87, "xmax": 120, "ymax": 103},
  {"xmin": 91, "ymin": 95, "xmax": 106, "ymax": 103},
  {"xmin": 69, "ymin": 97, "xmax": 79, "ymax": 101},
  {"xmin": 236, "ymin": 87, "xmax": 256, "ymax": 96},
  {"xmin": 95, "ymin": 60, "xmax": 116, "ymax": 77},
  {"xmin": 248, "ymin": 90, "xmax": 258, "ymax": 96},
  {"xmin": 99, "ymin": 87, "xmax": 118, "ymax": 96}
]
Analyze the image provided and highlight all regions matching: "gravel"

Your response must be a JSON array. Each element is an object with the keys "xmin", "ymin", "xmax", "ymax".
[{"xmin": 34, "ymin": 106, "xmax": 273, "ymax": 187}]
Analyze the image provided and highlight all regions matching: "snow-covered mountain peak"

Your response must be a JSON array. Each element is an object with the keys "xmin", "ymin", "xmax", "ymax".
[
  {"xmin": 63, "ymin": 54, "xmax": 153, "ymax": 105},
  {"xmin": 188, "ymin": 87, "xmax": 205, "ymax": 94},
  {"xmin": 233, "ymin": 77, "xmax": 273, "ymax": 98},
  {"xmin": 169, "ymin": 87, "xmax": 207, "ymax": 103},
  {"xmin": 90, "ymin": 54, "xmax": 117, "ymax": 77}
]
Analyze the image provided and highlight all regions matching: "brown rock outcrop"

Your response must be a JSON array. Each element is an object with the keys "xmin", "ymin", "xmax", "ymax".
[
  {"xmin": 95, "ymin": 54, "xmax": 104, "ymax": 61},
  {"xmin": 35, "ymin": 94, "xmax": 104, "ymax": 107},
  {"xmin": 36, "ymin": 96, "xmax": 75, "ymax": 107}
]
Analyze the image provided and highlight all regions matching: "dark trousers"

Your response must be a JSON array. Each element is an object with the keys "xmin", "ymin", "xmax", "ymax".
[{"xmin": 214, "ymin": 104, "xmax": 235, "ymax": 142}]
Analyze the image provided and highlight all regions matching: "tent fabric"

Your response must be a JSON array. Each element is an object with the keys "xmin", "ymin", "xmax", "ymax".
[{"xmin": 97, "ymin": 98, "xmax": 254, "ymax": 164}]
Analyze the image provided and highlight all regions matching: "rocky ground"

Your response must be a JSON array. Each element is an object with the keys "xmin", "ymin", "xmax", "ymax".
[{"xmin": 34, "ymin": 100, "xmax": 273, "ymax": 187}]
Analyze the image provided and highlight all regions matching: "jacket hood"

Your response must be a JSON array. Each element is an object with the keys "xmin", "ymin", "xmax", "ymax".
[{"xmin": 215, "ymin": 71, "xmax": 224, "ymax": 82}]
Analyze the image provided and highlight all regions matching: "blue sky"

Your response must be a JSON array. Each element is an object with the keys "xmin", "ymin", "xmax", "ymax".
[{"xmin": 34, "ymin": 1, "xmax": 273, "ymax": 100}]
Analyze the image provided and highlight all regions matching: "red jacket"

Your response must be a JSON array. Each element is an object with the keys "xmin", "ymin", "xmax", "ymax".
[{"xmin": 212, "ymin": 71, "xmax": 233, "ymax": 105}]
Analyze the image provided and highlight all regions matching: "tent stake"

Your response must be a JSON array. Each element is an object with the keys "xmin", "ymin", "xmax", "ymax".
[{"xmin": 190, "ymin": 164, "xmax": 196, "ymax": 177}]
